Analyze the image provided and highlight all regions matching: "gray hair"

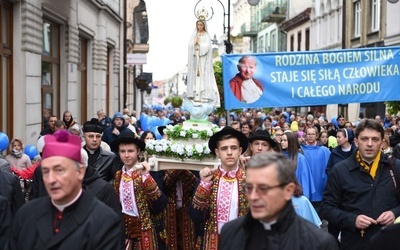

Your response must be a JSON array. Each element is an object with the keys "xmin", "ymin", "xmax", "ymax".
[
  {"xmin": 246, "ymin": 152, "xmax": 296, "ymax": 185},
  {"xmin": 80, "ymin": 148, "xmax": 88, "ymax": 168}
]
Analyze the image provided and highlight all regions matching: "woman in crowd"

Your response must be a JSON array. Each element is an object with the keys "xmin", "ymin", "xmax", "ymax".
[
  {"xmin": 318, "ymin": 131, "xmax": 329, "ymax": 150},
  {"xmin": 139, "ymin": 130, "xmax": 156, "ymax": 161},
  {"xmin": 326, "ymin": 128, "xmax": 357, "ymax": 177},
  {"xmin": 280, "ymin": 131, "xmax": 315, "ymax": 200},
  {"xmin": 5, "ymin": 138, "xmax": 32, "ymax": 170},
  {"xmin": 291, "ymin": 178, "xmax": 321, "ymax": 227},
  {"xmin": 62, "ymin": 110, "xmax": 78, "ymax": 129},
  {"xmin": 140, "ymin": 130, "xmax": 156, "ymax": 142},
  {"xmin": 381, "ymin": 134, "xmax": 393, "ymax": 156}
]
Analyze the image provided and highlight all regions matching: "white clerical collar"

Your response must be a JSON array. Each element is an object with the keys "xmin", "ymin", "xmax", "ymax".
[
  {"xmin": 259, "ymin": 220, "xmax": 277, "ymax": 230},
  {"xmin": 52, "ymin": 189, "xmax": 83, "ymax": 212}
]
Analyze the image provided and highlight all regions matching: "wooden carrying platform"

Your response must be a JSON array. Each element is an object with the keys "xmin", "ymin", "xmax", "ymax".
[{"xmin": 147, "ymin": 157, "xmax": 220, "ymax": 171}]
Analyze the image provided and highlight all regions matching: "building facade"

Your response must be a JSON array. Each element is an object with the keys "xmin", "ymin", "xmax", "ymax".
[{"xmin": 0, "ymin": 0, "xmax": 124, "ymax": 146}]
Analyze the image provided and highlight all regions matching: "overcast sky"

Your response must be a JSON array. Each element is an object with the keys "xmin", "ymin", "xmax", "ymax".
[{"xmin": 143, "ymin": 0, "xmax": 227, "ymax": 81}]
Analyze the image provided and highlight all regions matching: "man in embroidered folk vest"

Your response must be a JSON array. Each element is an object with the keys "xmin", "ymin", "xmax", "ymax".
[
  {"xmin": 188, "ymin": 126, "xmax": 249, "ymax": 250},
  {"xmin": 111, "ymin": 130, "xmax": 167, "ymax": 250},
  {"xmin": 321, "ymin": 119, "xmax": 400, "ymax": 250},
  {"xmin": 6, "ymin": 130, "xmax": 122, "ymax": 249}
]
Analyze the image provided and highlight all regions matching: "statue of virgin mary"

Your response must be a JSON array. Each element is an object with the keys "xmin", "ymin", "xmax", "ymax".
[{"xmin": 186, "ymin": 11, "xmax": 220, "ymax": 108}]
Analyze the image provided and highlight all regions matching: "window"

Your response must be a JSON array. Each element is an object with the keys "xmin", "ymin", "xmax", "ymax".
[
  {"xmin": 258, "ymin": 36, "xmax": 264, "ymax": 52},
  {"xmin": 354, "ymin": 1, "xmax": 361, "ymax": 37},
  {"xmin": 41, "ymin": 20, "xmax": 60, "ymax": 130},
  {"xmin": 264, "ymin": 33, "xmax": 269, "ymax": 52},
  {"xmin": 271, "ymin": 30, "xmax": 276, "ymax": 52},
  {"xmin": 371, "ymin": 0, "xmax": 380, "ymax": 32},
  {"xmin": 297, "ymin": 31, "xmax": 302, "ymax": 51},
  {"xmin": 305, "ymin": 28, "xmax": 310, "ymax": 51},
  {"xmin": 0, "ymin": 1, "xmax": 13, "ymax": 133},
  {"xmin": 290, "ymin": 34, "xmax": 294, "ymax": 51}
]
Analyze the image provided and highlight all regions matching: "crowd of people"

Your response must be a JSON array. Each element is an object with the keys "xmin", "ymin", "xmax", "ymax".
[{"xmin": 1, "ymin": 106, "xmax": 400, "ymax": 249}]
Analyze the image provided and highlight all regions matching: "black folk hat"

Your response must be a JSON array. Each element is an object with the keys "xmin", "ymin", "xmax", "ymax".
[
  {"xmin": 110, "ymin": 130, "xmax": 145, "ymax": 152},
  {"xmin": 83, "ymin": 118, "xmax": 104, "ymax": 134},
  {"xmin": 208, "ymin": 126, "xmax": 248, "ymax": 155},
  {"xmin": 248, "ymin": 129, "xmax": 276, "ymax": 148}
]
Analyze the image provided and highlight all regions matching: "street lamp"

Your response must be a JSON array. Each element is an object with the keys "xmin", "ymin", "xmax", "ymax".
[
  {"xmin": 194, "ymin": 0, "xmax": 260, "ymax": 54},
  {"xmin": 247, "ymin": 0, "xmax": 260, "ymax": 6}
]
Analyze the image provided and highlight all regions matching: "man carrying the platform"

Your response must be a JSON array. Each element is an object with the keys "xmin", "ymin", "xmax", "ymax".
[
  {"xmin": 111, "ymin": 130, "xmax": 167, "ymax": 250},
  {"xmin": 189, "ymin": 126, "xmax": 249, "ymax": 250}
]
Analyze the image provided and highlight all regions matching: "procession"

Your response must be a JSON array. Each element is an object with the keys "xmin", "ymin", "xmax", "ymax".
[{"xmin": 2, "ymin": 0, "xmax": 400, "ymax": 249}]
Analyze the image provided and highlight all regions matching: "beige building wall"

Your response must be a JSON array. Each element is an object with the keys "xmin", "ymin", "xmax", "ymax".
[{"xmin": 10, "ymin": 0, "xmax": 123, "ymax": 146}]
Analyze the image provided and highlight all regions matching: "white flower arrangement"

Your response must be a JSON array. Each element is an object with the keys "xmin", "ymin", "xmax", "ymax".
[
  {"xmin": 161, "ymin": 124, "xmax": 220, "ymax": 141},
  {"xmin": 145, "ymin": 139, "xmax": 215, "ymax": 161}
]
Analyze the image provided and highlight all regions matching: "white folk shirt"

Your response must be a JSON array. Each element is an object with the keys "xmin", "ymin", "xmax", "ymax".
[
  {"xmin": 241, "ymin": 79, "xmax": 263, "ymax": 103},
  {"xmin": 217, "ymin": 167, "xmax": 239, "ymax": 234},
  {"xmin": 119, "ymin": 165, "xmax": 150, "ymax": 217}
]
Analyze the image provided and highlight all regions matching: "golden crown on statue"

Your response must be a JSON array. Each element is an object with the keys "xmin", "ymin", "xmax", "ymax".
[{"xmin": 196, "ymin": 8, "xmax": 209, "ymax": 21}]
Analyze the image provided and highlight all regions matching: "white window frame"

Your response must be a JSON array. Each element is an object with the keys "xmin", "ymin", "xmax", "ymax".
[
  {"xmin": 258, "ymin": 36, "xmax": 264, "ymax": 52},
  {"xmin": 271, "ymin": 30, "xmax": 276, "ymax": 52},
  {"xmin": 371, "ymin": 0, "xmax": 380, "ymax": 32},
  {"xmin": 354, "ymin": 1, "xmax": 361, "ymax": 37}
]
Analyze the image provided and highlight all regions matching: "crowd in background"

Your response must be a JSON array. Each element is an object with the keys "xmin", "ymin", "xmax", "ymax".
[{"xmin": 1, "ymin": 105, "xmax": 400, "ymax": 249}]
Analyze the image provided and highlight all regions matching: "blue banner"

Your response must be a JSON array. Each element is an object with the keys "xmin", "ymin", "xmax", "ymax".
[{"xmin": 221, "ymin": 47, "xmax": 400, "ymax": 110}]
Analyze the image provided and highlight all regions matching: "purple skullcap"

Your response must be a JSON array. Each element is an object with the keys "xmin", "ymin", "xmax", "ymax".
[{"xmin": 42, "ymin": 129, "xmax": 82, "ymax": 163}]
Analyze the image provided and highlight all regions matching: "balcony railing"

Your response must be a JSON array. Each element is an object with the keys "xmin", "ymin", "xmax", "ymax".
[
  {"xmin": 261, "ymin": 0, "xmax": 287, "ymax": 23},
  {"xmin": 240, "ymin": 23, "xmax": 258, "ymax": 37}
]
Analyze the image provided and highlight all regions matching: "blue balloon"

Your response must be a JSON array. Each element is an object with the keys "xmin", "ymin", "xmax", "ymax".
[
  {"xmin": 0, "ymin": 132, "xmax": 9, "ymax": 151},
  {"xmin": 24, "ymin": 145, "xmax": 38, "ymax": 160},
  {"xmin": 139, "ymin": 114, "xmax": 149, "ymax": 131},
  {"xmin": 152, "ymin": 126, "xmax": 163, "ymax": 140},
  {"xmin": 331, "ymin": 116, "xmax": 338, "ymax": 127},
  {"xmin": 147, "ymin": 117, "xmax": 157, "ymax": 131},
  {"xmin": 161, "ymin": 117, "xmax": 171, "ymax": 125}
]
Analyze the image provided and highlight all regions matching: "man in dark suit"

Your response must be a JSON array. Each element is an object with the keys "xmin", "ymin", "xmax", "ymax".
[
  {"xmin": 82, "ymin": 118, "xmax": 118, "ymax": 182},
  {"xmin": 369, "ymin": 222, "xmax": 400, "ymax": 250},
  {"xmin": 219, "ymin": 152, "xmax": 337, "ymax": 250},
  {"xmin": 0, "ymin": 195, "xmax": 11, "ymax": 249},
  {"xmin": 6, "ymin": 130, "xmax": 121, "ymax": 249}
]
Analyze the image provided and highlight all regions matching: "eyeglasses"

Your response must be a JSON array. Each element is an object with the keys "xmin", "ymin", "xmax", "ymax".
[
  {"xmin": 275, "ymin": 134, "xmax": 283, "ymax": 137},
  {"xmin": 86, "ymin": 134, "xmax": 102, "ymax": 139},
  {"xmin": 243, "ymin": 183, "xmax": 287, "ymax": 195}
]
